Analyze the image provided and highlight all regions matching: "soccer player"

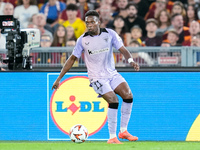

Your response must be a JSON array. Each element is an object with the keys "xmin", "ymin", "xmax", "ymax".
[{"xmin": 52, "ymin": 10, "xmax": 139, "ymax": 144}]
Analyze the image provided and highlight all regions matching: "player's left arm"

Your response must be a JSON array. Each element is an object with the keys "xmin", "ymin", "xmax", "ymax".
[{"xmin": 118, "ymin": 46, "xmax": 140, "ymax": 71}]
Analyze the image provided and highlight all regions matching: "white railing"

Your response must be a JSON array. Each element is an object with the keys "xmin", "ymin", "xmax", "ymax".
[{"xmin": 0, "ymin": 47, "xmax": 200, "ymax": 68}]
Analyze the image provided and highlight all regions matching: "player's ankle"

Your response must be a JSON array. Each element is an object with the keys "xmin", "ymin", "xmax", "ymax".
[
  {"xmin": 109, "ymin": 134, "xmax": 117, "ymax": 139},
  {"xmin": 120, "ymin": 128, "xmax": 127, "ymax": 133}
]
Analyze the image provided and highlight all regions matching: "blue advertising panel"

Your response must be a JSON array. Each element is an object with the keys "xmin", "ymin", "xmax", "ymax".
[{"xmin": 0, "ymin": 72, "xmax": 199, "ymax": 141}]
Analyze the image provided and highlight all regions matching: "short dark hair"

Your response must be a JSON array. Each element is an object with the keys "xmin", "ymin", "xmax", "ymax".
[
  {"xmin": 126, "ymin": 2, "xmax": 138, "ymax": 11},
  {"xmin": 171, "ymin": 13, "xmax": 182, "ymax": 21},
  {"xmin": 85, "ymin": 10, "xmax": 99, "ymax": 18},
  {"xmin": 66, "ymin": 4, "xmax": 78, "ymax": 11}
]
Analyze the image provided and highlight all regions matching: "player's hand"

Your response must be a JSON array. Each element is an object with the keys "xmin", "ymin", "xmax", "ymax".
[
  {"xmin": 52, "ymin": 80, "xmax": 60, "ymax": 90},
  {"xmin": 131, "ymin": 62, "xmax": 140, "ymax": 71}
]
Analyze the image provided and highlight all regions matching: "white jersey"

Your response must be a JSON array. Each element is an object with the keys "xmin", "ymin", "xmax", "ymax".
[
  {"xmin": 72, "ymin": 28, "xmax": 124, "ymax": 80},
  {"xmin": 14, "ymin": 5, "xmax": 39, "ymax": 28}
]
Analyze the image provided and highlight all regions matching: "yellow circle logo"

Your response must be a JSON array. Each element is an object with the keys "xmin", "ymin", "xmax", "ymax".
[{"xmin": 50, "ymin": 76, "xmax": 108, "ymax": 136}]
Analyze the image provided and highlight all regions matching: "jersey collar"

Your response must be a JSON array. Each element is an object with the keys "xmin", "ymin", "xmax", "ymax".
[{"xmin": 83, "ymin": 28, "xmax": 108, "ymax": 37}]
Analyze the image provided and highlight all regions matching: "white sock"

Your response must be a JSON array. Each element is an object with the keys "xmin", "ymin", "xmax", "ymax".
[
  {"xmin": 120, "ymin": 101, "xmax": 133, "ymax": 131},
  {"xmin": 110, "ymin": 134, "xmax": 117, "ymax": 139},
  {"xmin": 120, "ymin": 127, "xmax": 127, "ymax": 133},
  {"xmin": 107, "ymin": 107, "xmax": 118, "ymax": 139}
]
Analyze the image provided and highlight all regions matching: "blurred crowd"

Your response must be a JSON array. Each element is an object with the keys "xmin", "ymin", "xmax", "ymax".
[{"xmin": 0, "ymin": 0, "xmax": 200, "ymax": 67}]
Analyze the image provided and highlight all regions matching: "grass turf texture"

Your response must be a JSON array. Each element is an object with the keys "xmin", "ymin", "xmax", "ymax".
[{"xmin": 0, "ymin": 141, "xmax": 200, "ymax": 150}]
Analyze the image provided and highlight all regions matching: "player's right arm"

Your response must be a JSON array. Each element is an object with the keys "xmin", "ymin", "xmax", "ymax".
[
  {"xmin": 52, "ymin": 35, "xmax": 84, "ymax": 90},
  {"xmin": 52, "ymin": 54, "xmax": 77, "ymax": 90}
]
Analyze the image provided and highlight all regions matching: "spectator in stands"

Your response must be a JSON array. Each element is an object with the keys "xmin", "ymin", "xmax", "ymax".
[
  {"xmin": 148, "ymin": 0, "xmax": 174, "ymax": 14},
  {"xmin": 40, "ymin": 0, "xmax": 66, "ymax": 27},
  {"xmin": 14, "ymin": 0, "xmax": 39, "ymax": 29},
  {"xmin": 33, "ymin": 34, "xmax": 53, "ymax": 64},
  {"xmin": 189, "ymin": 20, "xmax": 200, "ymax": 37},
  {"xmin": 144, "ymin": 0, "xmax": 167, "ymax": 20},
  {"xmin": 66, "ymin": 26, "xmax": 76, "ymax": 46},
  {"xmin": 155, "ymin": 9, "xmax": 171, "ymax": 37},
  {"xmin": 111, "ymin": 15, "xmax": 128, "ymax": 66},
  {"xmin": 51, "ymin": 24, "xmax": 67, "ymax": 47},
  {"xmin": 170, "ymin": 1, "xmax": 186, "ymax": 21},
  {"xmin": 41, "ymin": 34, "xmax": 53, "ymax": 48},
  {"xmin": 112, "ymin": 0, "xmax": 128, "ymax": 18},
  {"xmin": 3, "ymin": 2, "xmax": 14, "ymax": 15},
  {"xmin": 61, "ymin": 4, "xmax": 86, "ymax": 39},
  {"xmin": 129, "ymin": 39, "xmax": 154, "ymax": 66},
  {"xmin": 31, "ymin": 13, "xmax": 53, "ymax": 34},
  {"xmin": 128, "ymin": 25, "xmax": 143, "ymax": 46},
  {"xmin": 77, "ymin": 0, "xmax": 94, "ymax": 21},
  {"xmin": 185, "ymin": 1, "xmax": 200, "ymax": 20},
  {"xmin": 111, "ymin": 16, "xmax": 128, "ymax": 46},
  {"xmin": 131, "ymin": 0, "xmax": 149, "ymax": 18},
  {"xmin": 166, "ymin": 28, "xmax": 180, "ymax": 46},
  {"xmin": 0, "ymin": 0, "xmax": 5, "ymax": 15},
  {"xmin": 142, "ymin": 18, "xmax": 162, "ymax": 46},
  {"xmin": 97, "ymin": 3, "xmax": 113, "ymax": 28},
  {"xmin": 124, "ymin": 3, "xmax": 146, "ymax": 37},
  {"xmin": 183, "ymin": 20, "xmax": 200, "ymax": 46},
  {"xmin": 162, "ymin": 13, "xmax": 190, "ymax": 45},
  {"xmin": 36, "ymin": 13, "xmax": 53, "ymax": 39},
  {"xmin": 51, "ymin": 24, "xmax": 68, "ymax": 64},
  {"xmin": 99, "ymin": 0, "xmax": 116, "ymax": 12},
  {"xmin": 59, "ymin": 0, "xmax": 81, "ymax": 23},
  {"xmin": 185, "ymin": 4, "xmax": 200, "ymax": 27}
]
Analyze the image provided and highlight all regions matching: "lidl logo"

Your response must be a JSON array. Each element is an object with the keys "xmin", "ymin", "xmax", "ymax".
[{"xmin": 50, "ymin": 76, "xmax": 108, "ymax": 136}]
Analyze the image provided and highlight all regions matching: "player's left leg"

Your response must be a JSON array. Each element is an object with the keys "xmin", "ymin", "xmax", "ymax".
[{"xmin": 114, "ymin": 82, "xmax": 138, "ymax": 141}]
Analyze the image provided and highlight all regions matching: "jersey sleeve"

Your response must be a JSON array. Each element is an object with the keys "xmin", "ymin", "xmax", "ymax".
[
  {"xmin": 72, "ymin": 36, "xmax": 84, "ymax": 58},
  {"xmin": 109, "ymin": 29, "xmax": 124, "ymax": 50}
]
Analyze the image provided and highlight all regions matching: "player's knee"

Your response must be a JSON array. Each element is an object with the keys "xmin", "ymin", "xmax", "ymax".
[
  {"xmin": 122, "ymin": 91, "xmax": 133, "ymax": 100},
  {"xmin": 107, "ymin": 96, "xmax": 119, "ymax": 103},
  {"xmin": 103, "ymin": 92, "xmax": 118, "ymax": 103}
]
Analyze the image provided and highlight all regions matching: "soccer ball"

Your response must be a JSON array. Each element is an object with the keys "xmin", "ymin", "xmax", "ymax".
[{"xmin": 69, "ymin": 124, "xmax": 88, "ymax": 143}]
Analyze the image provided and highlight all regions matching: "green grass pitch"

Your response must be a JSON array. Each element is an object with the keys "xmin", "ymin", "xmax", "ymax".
[{"xmin": 0, "ymin": 141, "xmax": 200, "ymax": 150}]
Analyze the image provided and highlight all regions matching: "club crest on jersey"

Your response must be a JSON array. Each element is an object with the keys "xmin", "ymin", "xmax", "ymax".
[
  {"xmin": 104, "ymin": 37, "xmax": 108, "ymax": 43},
  {"xmin": 85, "ymin": 42, "xmax": 89, "ymax": 45},
  {"xmin": 88, "ymin": 48, "xmax": 109, "ymax": 55}
]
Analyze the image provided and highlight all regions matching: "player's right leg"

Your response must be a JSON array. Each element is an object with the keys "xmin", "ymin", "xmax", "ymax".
[{"xmin": 90, "ymin": 79, "xmax": 122, "ymax": 144}]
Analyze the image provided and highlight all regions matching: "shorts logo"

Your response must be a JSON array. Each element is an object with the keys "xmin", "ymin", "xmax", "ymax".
[{"xmin": 50, "ymin": 76, "xmax": 108, "ymax": 136}]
